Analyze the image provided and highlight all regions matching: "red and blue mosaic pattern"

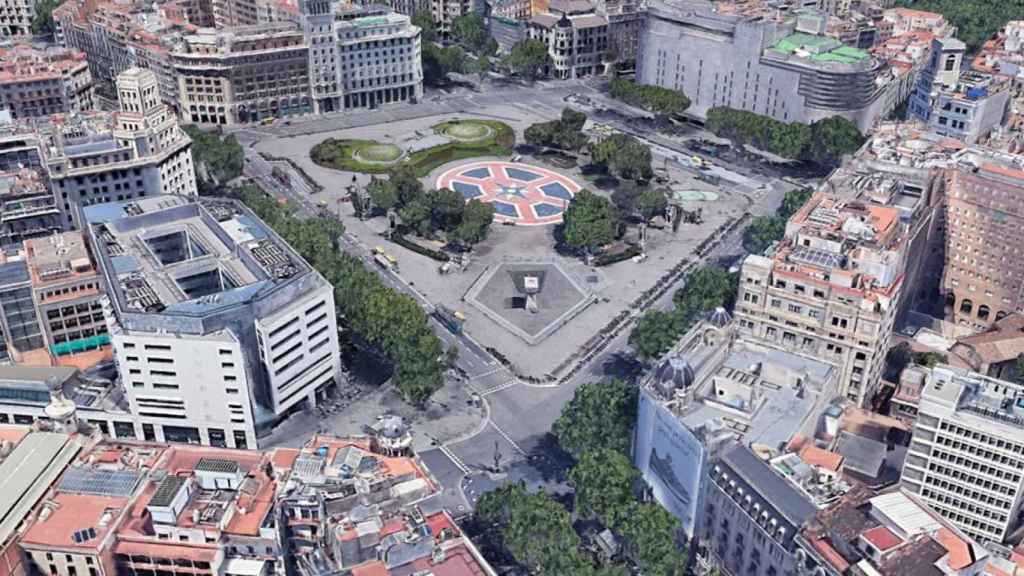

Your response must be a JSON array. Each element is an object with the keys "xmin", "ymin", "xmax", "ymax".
[{"xmin": 436, "ymin": 161, "xmax": 582, "ymax": 226}]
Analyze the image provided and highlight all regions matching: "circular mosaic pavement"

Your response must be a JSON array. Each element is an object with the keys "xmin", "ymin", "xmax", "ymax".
[{"xmin": 436, "ymin": 161, "xmax": 581, "ymax": 225}]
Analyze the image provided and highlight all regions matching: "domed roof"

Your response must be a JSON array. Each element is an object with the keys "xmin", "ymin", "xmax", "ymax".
[
  {"xmin": 708, "ymin": 306, "xmax": 732, "ymax": 328},
  {"xmin": 375, "ymin": 415, "xmax": 409, "ymax": 439},
  {"xmin": 655, "ymin": 356, "xmax": 695, "ymax": 394}
]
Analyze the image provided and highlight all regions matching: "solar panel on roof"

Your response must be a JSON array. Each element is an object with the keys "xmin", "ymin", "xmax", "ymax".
[
  {"xmin": 195, "ymin": 458, "xmax": 239, "ymax": 474},
  {"xmin": 58, "ymin": 467, "xmax": 143, "ymax": 498}
]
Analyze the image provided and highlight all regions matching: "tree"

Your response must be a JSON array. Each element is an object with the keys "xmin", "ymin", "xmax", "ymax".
[
  {"xmin": 452, "ymin": 199, "xmax": 494, "ymax": 245},
  {"xmin": 569, "ymin": 449, "xmax": 639, "ymax": 528},
  {"xmin": 366, "ymin": 177, "xmax": 399, "ymax": 212},
  {"xmin": 31, "ymin": 0, "xmax": 61, "ymax": 35},
  {"xmin": 184, "ymin": 126, "xmax": 245, "ymax": 194},
  {"xmin": 807, "ymin": 115, "xmax": 865, "ymax": 166},
  {"xmin": 618, "ymin": 503, "xmax": 687, "ymax": 576},
  {"xmin": 768, "ymin": 121, "xmax": 812, "ymax": 160},
  {"xmin": 563, "ymin": 190, "xmax": 616, "ymax": 256},
  {"xmin": 592, "ymin": 134, "xmax": 652, "ymax": 181},
  {"xmin": 673, "ymin": 265, "xmax": 736, "ymax": 318},
  {"xmin": 399, "ymin": 195, "xmax": 433, "ymax": 235},
  {"xmin": 742, "ymin": 215, "xmax": 785, "ymax": 254},
  {"xmin": 913, "ymin": 351, "xmax": 948, "ymax": 369},
  {"xmin": 429, "ymin": 187, "xmax": 465, "ymax": 232},
  {"xmin": 475, "ymin": 484, "xmax": 594, "ymax": 575},
  {"xmin": 608, "ymin": 78, "xmax": 690, "ymax": 116},
  {"xmin": 629, "ymin": 309, "xmax": 683, "ymax": 360},
  {"xmin": 635, "ymin": 189, "xmax": 667, "ymax": 222},
  {"xmin": 412, "ymin": 10, "xmax": 437, "ymax": 43},
  {"xmin": 525, "ymin": 107, "xmax": 589, "ymax": 151},
  {"xmin": 476, "ymin": 54, "xmax": 491, "ymax": 84},
  {"xmin": 779, "ymin": 187, "xmax": 813, "ymax": 219},
  {"xmin": 452, "ymin": 12, "xmax": 492, "ymax": 54},
  {"xmin": 389, "ymin": 166, "xmax": 425, "ymax": 206},
  {"xmin": 422, "ymin": 44, "xmax": 467, "ymax": 86},
  {"xmin": 885, "ymin": 342, "xmax": 913, "ymax": 380},
  {"xmin": 505, "ymin": 38, "xmax": 548, "ymax": 81},
  {"xmin": 552, "ymin": 379, "xmax": 637, "ymax": 458}
]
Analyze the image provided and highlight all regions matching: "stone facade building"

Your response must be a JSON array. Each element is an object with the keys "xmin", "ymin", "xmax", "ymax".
[{"xmin": 0, "ymin": 46, "xmax": 95, "ymax": 120}]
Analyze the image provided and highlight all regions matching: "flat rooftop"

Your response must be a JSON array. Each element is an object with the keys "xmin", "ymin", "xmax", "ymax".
[
  {"xmin": 85, "ymin": 195, "xmax": 310, "ymax": 315},
  {"xmin": 925, "ymin": 365, "xmax": 1024, "ymax": 430}
]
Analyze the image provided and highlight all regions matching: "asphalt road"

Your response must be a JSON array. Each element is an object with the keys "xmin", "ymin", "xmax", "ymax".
[{"xmin": 234, "ymin": 83, "xmax": 796, "ymax": 514}]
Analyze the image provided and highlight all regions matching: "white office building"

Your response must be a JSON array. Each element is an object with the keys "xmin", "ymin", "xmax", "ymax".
[
  {"xmin": 900, "ymin": 364, "xmax": 1024, "ymax": 545},
  {"xmin": 84, "ymin": 195, "xmax": 342, "ymax": 449}
]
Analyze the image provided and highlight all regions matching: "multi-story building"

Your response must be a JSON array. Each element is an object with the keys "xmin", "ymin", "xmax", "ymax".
[
  {"xmin": 40, "ymin": 68, "xmax": 196, "ymax": 229},
  {"xmin": 172, "ymin": 23, "xmax": 311, "ymax": 125},
  {"xmin": 529, "ymin": 0, "xmax": 608, "ymax": 79},
  {"xmin": 0, "ymin": 168, "xmax": 61, "ymax": 248},
  {"xmin": 593, "ymin": 0, "xmax": 642, "ymax": 69},
  {"xmin": 908, "ymin": 36, "xmax": 966, "ymax": 120},
  {"xmin": 638, "ymin": 0, "xmax": 910, "ymax": 133},
  {"xmin": 734, "ymin": 194, "xmax": 907, "ymax": 406},
  {"xmin": 0, "ymin": 255, "xmax": 45, "ymax": 363},
  {"xmin": 0, "ymin": 112, "xmax": 42, "ymax": 171},
  {"xmin": 84, "ymin": 195, "xmax": 341, "ymax": 449},
  {"xmin": 635, "ymin": 311, "xmax": 837, "ymax": 538},
  {"xmin": 927, "ymin": 71, "xmax": 1011, "ymax": 145},
  {"xmin": 431, "ymin": 0, "xmax": 473, "ymax": 40},
  {"xmin": 301, "ymin": 3, "xmax": 422, "ymax": 112},
  {"xmin": 900, "ymin": 364, "xmax": 1024, "ymax": 545},
  {"xmin": 882, "ymin": 7, "xmax": 952, "ymax": 38},
  {"xmin": 0, "ymin": 45, "xmax": 95, "ymax": 120},
  {"xmin": 797, "ymin": 488, "xmax": 998, "ymax": 576},
  {"xmin": 941, "ymin": 150, "xmax": 1024, "ymax": 330},
  {"xmin": 0, "ymin": 0, "xmax": 36, "ymax": 36},
  {"xmin": 1, "ymin": 422, "xmax": 495, "ymax": 576},
  {"xmin": 53, "ymin": 0, "xmax": 199, "ymax": 103},
  {"xmin": 24, "ymin": 232, "xmax": 109, "ymax": 358}
]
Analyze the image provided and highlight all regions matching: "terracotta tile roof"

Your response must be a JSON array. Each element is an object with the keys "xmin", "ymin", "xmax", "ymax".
[
  {"xmin": 799, "ymin": 445, "xmax": 845, "ymax": 472},
  {"xmin": 350, "ymin": 562, "xmax": 388, "ymax": 576},
  {"xmin": 862, "ymin": 525, "xmax": 903, "ymax": 552},
  {"xmin": 812, "ymin": 538, "xmax": 850, "ymax": 573},
  {"xmin": 21, "ymin": 494, "xmax": 126, "ymax": 549},
  {"xmin": 935, "ymin": 527, "xmax": 975, "ymax": 570}
]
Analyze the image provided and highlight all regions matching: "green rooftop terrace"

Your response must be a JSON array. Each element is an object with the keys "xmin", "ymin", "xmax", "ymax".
[{"xmin": 769, "ymin": 33, "xmax": 870, "ymax": 64}]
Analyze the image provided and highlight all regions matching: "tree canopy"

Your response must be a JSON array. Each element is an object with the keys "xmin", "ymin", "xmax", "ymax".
[
  {"xmin": 503, "ymin": 39, "xmax": 548, "ymax": 80},
  {"xmin": 525, "ymin": 107, "xmax": 589, "ymax": 152},
  {"xmin": 742, "ymin": 215, "xmax": 786, "ymax": 255},
  {"xmin": 368, "ymin": 168, "xmax": 492, "ymax": 245},
  {"xmin": 636, "ymin": 189, "xmax": 668, "ymax": 222},
  {"xmin": 184, "ymin": 126, "xmax": 244, "ymax": 194},
  {"xmin": 452, "ymin": 12, "xmax": 497, "ymax": 55},
  {"xmin": 618, "ymin": 503, "xmax": 687, "ymax": 576},
  {"xmin": 706, "ymin": 107, "xmax": 864, "ymax": 167},
  {"xmin": 422, "ymin": 43, "xmax": 467, "ymax": 86},
  {"xmin": 569, "ymin": 449, "xmax": 640, "ymax": 528},
  {"xmin": 609, "ymin": 78, "xmax": 690, "ymax": 116},
  {"xmin": 552, "ymin": 379, "xmax": 637, "ymax": 458},
  {"xmin": 412, "ymin": 10, "xmax": 438, "ymax": 43},
  {"xmin": 452, "ymin": 199, "xmax": 495, "ymax": 245},
  {"xmin": 236, "ymin": 185, "xmax": 445, "ymax": 404},
  {"xmin": 592, "ymin": 134, "xmax": 653, "ymax": 181},
  {"xmin": 563, "ymin": 190, "xmax": 617, "ymax": 254},
  {"xmin": 475, "ymin": 484, "xmax": 595, "ymax": 575},
  {"xmin": 630, "ymin": 265, "xmax": 736, "ymax": 360},
  {"xmin": 779, "ymin": 187, "xmax": 813, "ymax": 219},
  {"xmin": 31, "ymin": 0, "xmax": 61, "ymax": 35}
]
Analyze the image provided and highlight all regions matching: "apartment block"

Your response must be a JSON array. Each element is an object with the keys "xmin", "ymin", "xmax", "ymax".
[
  {"xmin": 942, "ymin": 151, "xmax": 1024, "ymax": 331},
  {"xmin": 0, "ymin": 0, "xmax": 36, "ymax": 36},
  {"xmin": 84, "ymin": 195, "xmax": 341, "ymax": 449},
  {"xmin": 431, "ymin": 0, "xmax": 474, "ymax": 40},
  {"xmin": 528, "ymin": 0, "xmax": 608, "ymax": 79},
  {"xmin": 40, "ymin": 68, "xmax": 196, "ymax": 229},
  {"xmin": 0, "ymin": 45, "xmax": 95, "ymax": 120},
  {"xmin": 735, "ymin": 198, "xmax": 909, "ymax": 406},
  {"xmin": 900, "ymin": 364, "xmax": 1024, "ymax": 545},
  {"xmin": 172, "ymin": 23, "xmax": 311, "ymax": 125},
  {"xmin": 0, "ymin": 168, "xmax": 61, "ymax": 248}
]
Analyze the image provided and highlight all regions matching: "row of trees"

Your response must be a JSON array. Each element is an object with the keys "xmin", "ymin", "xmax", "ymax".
[
  {"xmin": 629, "ymin": 265, "xmax": 737, "ymax": 360},
  {"xmin": 184, "ymin": 126, "xmax": 245, "ymax": 194},
  {"xmin": 742, "ymin": 187, "xmax": 813, "ymax": 254},
  {"xmin": 475, "ymin": 379, "xmax": 686, "ymax": 576},
  {"xmin": 705, "ymin": 107, "xmax": 865, "ymax": 167},
  {"xmin": 236, "ymin": 185, "xmax": 447, "ymax": 403},
  {"xmin": 608, "ymin": 78, "xmax": 691, "ymax": 117},
  {"xmin": 366, "ymin": 167, "xmax": 495, "ymax": 245},
  {"xmin": 525, "ymin": 107, "xmax": 589, "ymax": 152}
]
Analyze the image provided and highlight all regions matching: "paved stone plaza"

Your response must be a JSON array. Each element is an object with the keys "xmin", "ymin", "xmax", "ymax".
[{"xmin": 251, "ymin": 102, "xmax": 766, "ymax": 377}]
